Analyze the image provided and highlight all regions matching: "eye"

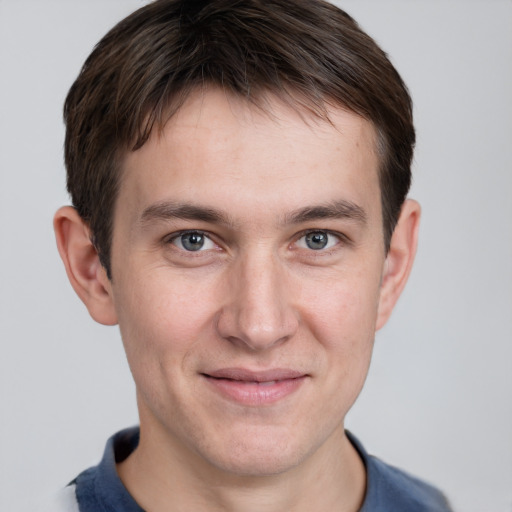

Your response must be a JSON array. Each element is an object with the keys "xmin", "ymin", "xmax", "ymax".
[
  {"xmin": 295, "ymin": 231, "xmax": 340, "ymax": 251},
  {"xmin": 170, "ymin": 231, "xmax": 216, "ymax": 252}
]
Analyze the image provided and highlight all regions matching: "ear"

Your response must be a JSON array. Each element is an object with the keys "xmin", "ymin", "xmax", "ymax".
[
  {"xmin": 54, "ymin": 206, "xmax": 118, "ymax": 326},
  {"xmin": 376, "ymin": 199, "xmax": 421, "ymax": 331}
]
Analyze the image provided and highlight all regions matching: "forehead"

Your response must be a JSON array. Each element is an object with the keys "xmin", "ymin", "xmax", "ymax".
[{"xmin": 116, "ymin": 89, "xmax": 381, "ymax": 226}]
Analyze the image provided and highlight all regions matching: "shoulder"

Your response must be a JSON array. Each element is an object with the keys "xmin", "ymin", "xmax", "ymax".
[
  {"xmin": 347, "ymin": 432, "xmax": 453, "ymax": 512},
  {"xmin": 364, "ymin": 455, "xmax": 452, "ymax": 511},
  {"xmin": 70, "ymin": 427, "xmax": 143, "ymax": 512}
]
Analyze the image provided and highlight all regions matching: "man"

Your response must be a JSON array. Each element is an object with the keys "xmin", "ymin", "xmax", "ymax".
[{"xmin": 52, "ymin": 0, "xmax": 452, "ymax": 510}]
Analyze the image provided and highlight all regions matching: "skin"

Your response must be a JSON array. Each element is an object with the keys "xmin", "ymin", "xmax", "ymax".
[{"xmin": 55, "ymin": 89, "xmax": 420, "ymax": 512}]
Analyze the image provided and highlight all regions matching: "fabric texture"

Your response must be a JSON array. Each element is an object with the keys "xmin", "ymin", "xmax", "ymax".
[
  {"xmin": 347, "ymin": 432, "xmax": 452, "ymax": 512},
  {"xmin": 59, "ymin": 427, "xmax": 452, "ymax": 511}
]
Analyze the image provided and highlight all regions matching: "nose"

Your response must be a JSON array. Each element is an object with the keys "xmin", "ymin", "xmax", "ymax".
[{"xmin": 216, "ymin": 251, "xmax": 299, "ymax": 351}]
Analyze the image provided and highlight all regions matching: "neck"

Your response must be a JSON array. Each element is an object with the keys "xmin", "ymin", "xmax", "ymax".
[{"xmin": 117, "ymin": 420, "xmax": 366, "ymax": 512}]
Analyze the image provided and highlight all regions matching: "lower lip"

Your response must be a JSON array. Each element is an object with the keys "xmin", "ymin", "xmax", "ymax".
[{"xmin": 203, "ymin": 375, "xmax": 307, "ymax": 406}]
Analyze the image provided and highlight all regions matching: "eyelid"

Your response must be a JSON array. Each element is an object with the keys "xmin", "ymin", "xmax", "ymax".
[
  {"xmin": 165, "ymin": 229, "xmax": 219, "ymax": 251},
  {"xmin": 292, "ymin": 229, "xmax": 349, "ymax": 251},
  {"xmin": 163, "ymin": 228, "xmax": 349, "ymax": 253}
]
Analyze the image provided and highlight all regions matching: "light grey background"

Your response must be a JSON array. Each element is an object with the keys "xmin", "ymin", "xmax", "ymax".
[{"xmin": 1, "ymin": 1, "xmax": 511, "ymax": 511}]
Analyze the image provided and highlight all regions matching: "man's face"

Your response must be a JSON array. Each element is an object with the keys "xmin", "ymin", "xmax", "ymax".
[{"xmin": 108, "ymin": 89, "xmax": 387, "ymax": 475}]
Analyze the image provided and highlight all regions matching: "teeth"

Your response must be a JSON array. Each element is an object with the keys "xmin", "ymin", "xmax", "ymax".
[{"xmin": 258, "ymin": 380, "xmax": 277, "ymax": 386}]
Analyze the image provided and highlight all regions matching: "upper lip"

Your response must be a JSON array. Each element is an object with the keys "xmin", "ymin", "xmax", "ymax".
[{"xmin": 204, "ymin": 368, "xmax": 307, "ymax": 382}]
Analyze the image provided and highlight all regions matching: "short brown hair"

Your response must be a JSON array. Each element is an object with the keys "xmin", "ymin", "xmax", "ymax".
[{"xmin": 64, "ymin": 0, "xmax": 415, "ymax": 278}]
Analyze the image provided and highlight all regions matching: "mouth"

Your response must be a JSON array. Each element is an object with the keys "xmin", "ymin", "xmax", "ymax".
[{"xmin": 201, "ymin": 368, "xmax": 308, "ymax": 405}]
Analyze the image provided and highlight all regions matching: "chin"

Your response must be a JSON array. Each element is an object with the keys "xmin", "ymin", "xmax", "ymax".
[
  {"xmin": 198, "ymin": 429, "xmax": 316, "ymax": 477},
  {"xmin": 211, "ymin": 451, "xmax": 303, "ymax": 477}
]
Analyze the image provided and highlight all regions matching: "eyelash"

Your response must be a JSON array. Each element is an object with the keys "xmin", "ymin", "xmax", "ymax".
[
  {"xmin": 166, "ymin": 230, "xmax": 218, "ymax": 253},
  {"xmin": 292, "ymin": 229, "xmax": 347, "ymax": 254},
  {"xmin": 165, "ymin": 229, "xmax": 348, "ymax": 255}
]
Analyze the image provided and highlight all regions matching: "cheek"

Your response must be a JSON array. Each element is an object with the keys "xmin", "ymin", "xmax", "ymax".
[
  {"xmin": 299, "ymin": 271, "xmax": 381, "ymax": 394},
  {"xmin": 113, "ymin": 271, "xmax": 219, "ymax": 377},
  {"xmin": 301, "ymin": 268, "xmax": 381, "ymax": 342}
]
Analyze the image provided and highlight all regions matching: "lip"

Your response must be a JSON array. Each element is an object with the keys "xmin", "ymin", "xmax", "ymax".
[{"xmin": 202, "ymin": 368, "xmax": 308, "ymax": 406}]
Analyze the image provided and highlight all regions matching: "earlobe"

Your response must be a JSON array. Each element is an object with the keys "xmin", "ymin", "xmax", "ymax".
[
  {"xmin": 376, "ymin": 199, "xmax": 421, "ymax": 331},
  {"xmin": 53, "ymin": 206, "xmax": 118, "ymax": 326}
]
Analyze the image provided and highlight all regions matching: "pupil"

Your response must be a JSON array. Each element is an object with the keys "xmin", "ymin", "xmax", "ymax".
[
  {"xmin": 306, "ymin": 232, "xmax": 328, "ymax": 250},
  {"xmin": 182, "ymin": 233, "xmax": 204, "ymax": 251}
]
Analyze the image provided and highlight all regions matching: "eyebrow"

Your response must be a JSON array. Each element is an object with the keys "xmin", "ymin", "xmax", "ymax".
[
  {"xmin": 284, "ymin": 200, "xmax": 367, "ymax": 225},
  {"xmin": 139, "ymin": 199, "xmax": 367, "ymax": 228},
  {"xmin": 139, "ymin": 201, "xmax": 235, "ymax": 226}
]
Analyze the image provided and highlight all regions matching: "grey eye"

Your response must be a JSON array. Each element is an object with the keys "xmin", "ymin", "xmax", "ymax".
[
  {"xmin": 304, "ymin": 231, "xmax": 329, "ymax": 250},
  {"xmin": 173, "ymin": 232, "xmax": 212, "ymax": 251}
]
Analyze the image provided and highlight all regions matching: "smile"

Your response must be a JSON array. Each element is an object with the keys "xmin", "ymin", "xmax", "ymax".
[{"xmin": 202, "ymin": 368, "xmax": 308, "ymax": 406}]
